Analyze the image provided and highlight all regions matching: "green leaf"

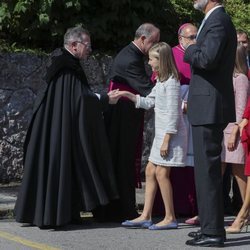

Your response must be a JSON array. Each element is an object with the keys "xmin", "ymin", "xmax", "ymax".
[
  {"xmin": 39, "ymin": 13, "xmax": 50, "ymax": 24},
  {"xmin": 14, "ymin": 2, "xmax": 27, "ymax": 13}
]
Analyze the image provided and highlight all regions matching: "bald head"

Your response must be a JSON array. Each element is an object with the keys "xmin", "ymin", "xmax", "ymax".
[
  {"xmin": 178, "ymin": 24, "xmax": 197, "ymax": 49},
  {"xmin": 179, "ymin": 24, "xmax": 197, "ymax": 36}
]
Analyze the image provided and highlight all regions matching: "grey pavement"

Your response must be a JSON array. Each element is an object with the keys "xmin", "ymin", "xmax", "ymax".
[
  {"xmin": 1, "ymin": 216, "xmax": 250, "ymax": 249},
  {"xmin": 1, "ymin": 184, "xmax": 250, "ymax": 249}
]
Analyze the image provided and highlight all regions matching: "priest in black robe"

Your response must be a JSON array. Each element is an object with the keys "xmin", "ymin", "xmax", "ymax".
[
  {"xmin": 15, "ymin": 27, "xmax": 119, "ymax": 228},
  {"xmin": 104, "ymin": 23, "xmax": 160, "ymax": 221}
]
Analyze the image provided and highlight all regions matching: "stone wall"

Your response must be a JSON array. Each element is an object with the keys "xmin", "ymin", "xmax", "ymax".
[{"xmin": 0, "ymin": 52, "xmax": 154, "ymax": 183}]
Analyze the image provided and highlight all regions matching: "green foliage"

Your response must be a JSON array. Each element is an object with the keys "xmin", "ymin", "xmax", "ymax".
[
  {"xmin": 170, "ymin": 0, "xmax": 250, "ymax": 35},
  {"xmin": 0, "ymin": 0, "xmax": 249, "ymax": 53},
  {"xmin": 169, "ymin": 0, "xmax": 203, "ymax": 25},
  {"xmin": 0, "ymin": 0, "xmax": 179, "ymax": 52},
  {"xmin": 224, "ymin": 0, "xmax": 250, "ymax": 34}
]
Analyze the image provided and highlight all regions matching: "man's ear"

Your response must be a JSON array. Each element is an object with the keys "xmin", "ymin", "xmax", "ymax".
[{"xmin": 141, "ymin": 35, "xmax": 146, "ymax": 44}]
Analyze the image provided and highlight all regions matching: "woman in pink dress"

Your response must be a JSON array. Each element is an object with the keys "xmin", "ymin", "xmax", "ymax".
[{"xmin": 221, "ymin": 44, "xmax": 249, "ymax": 207}]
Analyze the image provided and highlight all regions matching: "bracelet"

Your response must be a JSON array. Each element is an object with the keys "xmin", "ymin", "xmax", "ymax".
[{"xmin": 234, "ymin": 123, "xmax": 239, "ymax": 126}]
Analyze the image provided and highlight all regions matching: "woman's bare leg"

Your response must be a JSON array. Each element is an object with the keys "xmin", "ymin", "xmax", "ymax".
[
  {"xmin": 232, "ymin": 163, "xmax": 247, "ymax": 202},
  {"xmin": 226, "ymin": 176, "xmax": 250, "ymax": 232}
]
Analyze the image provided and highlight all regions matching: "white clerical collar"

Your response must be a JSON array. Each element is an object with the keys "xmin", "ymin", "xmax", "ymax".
[
  {"xmin": 205, "ymin": 5, "xmax": 223, "ymax": 20},
  {"xmin": 132, "ymin": 41, "xmax": 143, "ymax": 53},
  {"xmin": 64, "ymin": 46, "xmax": 76, "ymax": 57}
]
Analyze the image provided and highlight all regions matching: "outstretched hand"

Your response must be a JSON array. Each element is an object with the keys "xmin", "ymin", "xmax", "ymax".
[
  {"xmin": 108, "ymin": 89, "xmax": 120, "ymax": 104},
  {"xmin": 108, "ymin": 90, "xmax": 137, "ymax": 104}
]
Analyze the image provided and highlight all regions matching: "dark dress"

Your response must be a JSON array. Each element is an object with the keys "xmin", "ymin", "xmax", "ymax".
[
  {"xmin": 104, "ymin": 42, "xmax": 153, "ymax": 220},
  {"xmin": 14, "ymin": 48, "xmax": 118, "ymax": 227}
]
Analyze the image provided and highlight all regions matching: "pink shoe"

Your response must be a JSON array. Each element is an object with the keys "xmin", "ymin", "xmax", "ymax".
[{"xmin": 185, "ymin": 217, "xmax": 200, "ymax": 225}]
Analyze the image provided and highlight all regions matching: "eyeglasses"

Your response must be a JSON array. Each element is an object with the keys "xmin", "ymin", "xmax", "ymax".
[
  {"xmin": 75, "ymin": 41, "xmax": 92, "ymax": 50},
  {"xmin": 238, "ymin": 41, "xmax": 248, "ymax": 45},
  {"xmin": 180, "ymin": 35, "xmax": 197, "ymax": 40}
]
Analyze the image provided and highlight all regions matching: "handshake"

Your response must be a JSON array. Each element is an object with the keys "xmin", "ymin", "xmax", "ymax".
[{"xmin": 107, "ymin": 89, "xmax": 137, "ymax": 104}]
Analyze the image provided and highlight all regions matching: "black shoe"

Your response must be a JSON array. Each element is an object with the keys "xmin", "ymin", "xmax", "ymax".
[
  {"xmin": 186, "ymin": 234, "xmax": 224, "ymax": 247},
  {"xmin": 188, "ymin": 229, "xmax": 201, "ymax": 238},
  {"xmin": 188, "ymin": 230, "xmax": 226, "ymax": 241}
]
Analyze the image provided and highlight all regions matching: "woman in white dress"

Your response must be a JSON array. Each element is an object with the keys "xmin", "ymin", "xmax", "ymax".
[{"xmin": 120, "ymin": 42, "xmax": 187, "ymax": 230}]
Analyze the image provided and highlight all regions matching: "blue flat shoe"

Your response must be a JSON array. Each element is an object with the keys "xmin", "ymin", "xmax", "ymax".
[
  {"xmin": 148, "ymin": 221, "xmax": 178, "ymax": 230},
  {"xmin": 121, "ymin": 220, "xmax": 153, "ymax": 228}
]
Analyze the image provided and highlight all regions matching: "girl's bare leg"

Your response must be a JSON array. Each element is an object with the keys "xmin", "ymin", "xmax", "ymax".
[
  {"xmin": 154, "ymin": 165, "xmax": 176, "ymax": 226},
  {"xmin": 128, "ymin": 161, "xmax": 157, "ymax": 222}
]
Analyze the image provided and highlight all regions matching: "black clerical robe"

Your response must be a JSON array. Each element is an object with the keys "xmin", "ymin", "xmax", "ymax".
[
  {"xmin": 104, "ymin": 42, "xmax": 153, "ymax": 220},
  {"xmin": 15, "ymin": 48, "xmax": 118, "ymax": 227}
]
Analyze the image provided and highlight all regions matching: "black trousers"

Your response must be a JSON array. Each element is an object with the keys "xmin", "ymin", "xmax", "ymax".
[{"xmin": 192, "ymin": 124, "xmax": 226, "ymax": 236}]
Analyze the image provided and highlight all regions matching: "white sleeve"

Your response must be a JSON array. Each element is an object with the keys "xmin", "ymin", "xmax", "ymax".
[
  {"xmin": 164, "ymin": 79, "xmax": 181, "ymax": 134},
  {"xmin": 135, "ymin": 86, "xmax": 156, "ymax": 110}
]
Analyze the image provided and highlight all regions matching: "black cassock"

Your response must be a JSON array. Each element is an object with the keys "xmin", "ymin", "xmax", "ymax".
[
  {"xmin": 104, "ymin": 43, "xmax": 153, "ymax": 221},
  {"xmin": 15, "ymin": 48, "xmax": 118, "ymax": 227}
]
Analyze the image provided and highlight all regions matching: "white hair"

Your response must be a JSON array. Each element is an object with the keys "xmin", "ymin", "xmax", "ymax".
[
  {"xmin": 64, "ymin": 26, "xmax": 89, "ymax": 45},
  {"xmin": 193, "ymin": 0, "xmax": 209, "ymax": 11}
]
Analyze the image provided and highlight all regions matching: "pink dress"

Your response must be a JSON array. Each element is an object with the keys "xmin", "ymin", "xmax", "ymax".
[{"xmin": 221, "ymin": 73, "xmax": 249, "ymax": 164}]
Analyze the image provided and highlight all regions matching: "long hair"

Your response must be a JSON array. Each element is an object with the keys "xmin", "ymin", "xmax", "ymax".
[
  {"xmin": 149, "ymin": 42, "xmax": 179, "ymax": 82},
  {"xmin": 234, "ymin": 44, "xmax": 248, "ymax": 76}
]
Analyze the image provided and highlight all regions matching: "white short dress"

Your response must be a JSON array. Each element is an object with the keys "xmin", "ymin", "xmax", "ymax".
[{"xmin": 136, "ymin": 76, "xmax": 187, "ymax": 167}]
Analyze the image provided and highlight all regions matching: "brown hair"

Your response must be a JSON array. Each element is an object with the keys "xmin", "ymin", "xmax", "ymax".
[
  {"xmin": 234, "ymin": 44, "xmax": 248, "ymax": 76},
  {"xmin": 149, "ymin": 42, "xmax": 179, "ymax": 82}
]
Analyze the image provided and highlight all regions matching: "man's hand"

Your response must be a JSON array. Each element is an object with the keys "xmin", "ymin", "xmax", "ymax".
[{"xmin": 182, "ymin": 39, "xmax": 196, "ymax": 50}]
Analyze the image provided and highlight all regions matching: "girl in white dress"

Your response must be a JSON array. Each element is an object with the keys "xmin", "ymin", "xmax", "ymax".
[{"xmin": 120, "ymin": 42, "xmax": 187, "ymax": 230}]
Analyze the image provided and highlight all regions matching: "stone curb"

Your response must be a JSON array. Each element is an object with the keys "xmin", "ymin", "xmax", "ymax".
[{"xmin": 0, "ymin": 183, "xmax": 20, "ymax": 219}]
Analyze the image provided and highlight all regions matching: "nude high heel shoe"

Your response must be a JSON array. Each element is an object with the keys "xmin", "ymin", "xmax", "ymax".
[{"xmin": 226, "ymin": 219, "xmax": 249, "ymax": 234}]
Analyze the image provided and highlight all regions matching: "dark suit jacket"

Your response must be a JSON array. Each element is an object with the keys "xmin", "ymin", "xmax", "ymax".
[
  {"xmin": 184, "ymin": 7, "xmax": 237, "ymax": 125},
  {"xmin": 109, "ymin": 42, "xmax": 153, "ymax": 96}
]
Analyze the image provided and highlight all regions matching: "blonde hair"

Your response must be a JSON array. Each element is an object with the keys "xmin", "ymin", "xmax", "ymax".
[{"xmin": 149, "ymin": 42, "xmax": 179, "ymax": 82}]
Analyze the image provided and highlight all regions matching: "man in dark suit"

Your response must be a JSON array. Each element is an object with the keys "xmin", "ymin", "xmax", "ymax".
[
  {"xmin": 104, "ymin": 23, "xmax": 160, "ymax": 221},
  {"xmin": 183, "ymin": 0, "xmax": 237, "ymax": 247}
]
